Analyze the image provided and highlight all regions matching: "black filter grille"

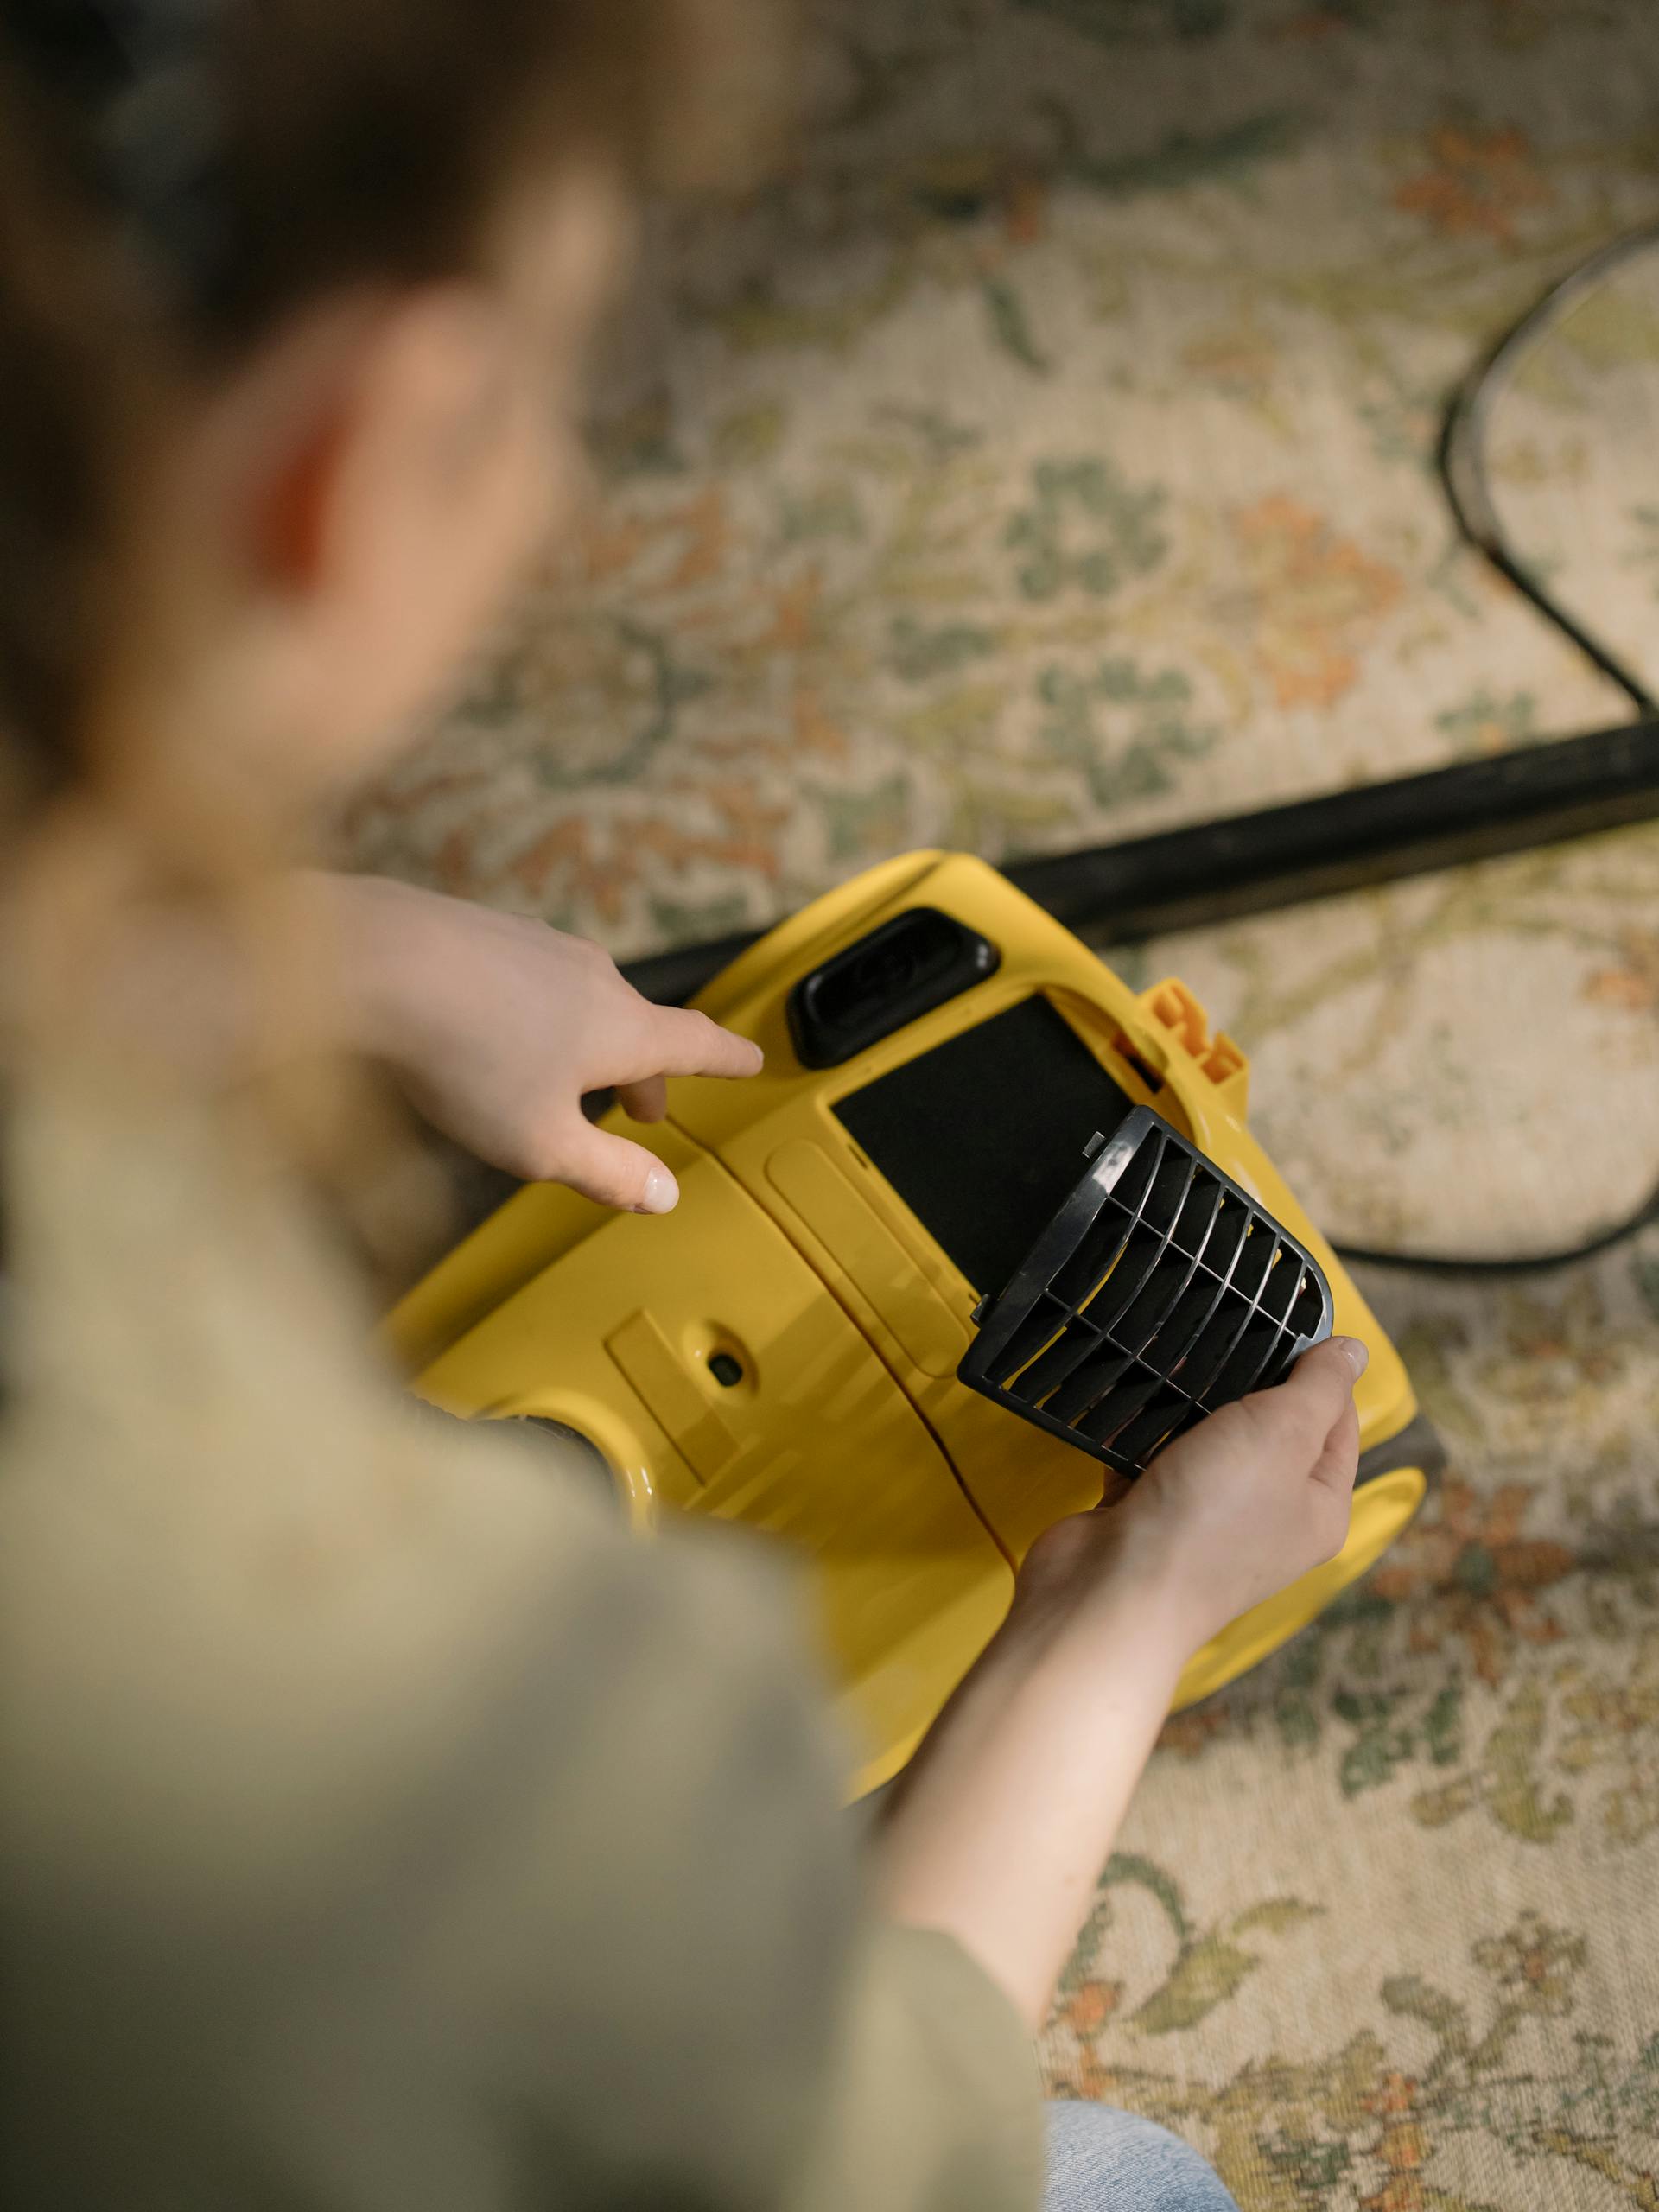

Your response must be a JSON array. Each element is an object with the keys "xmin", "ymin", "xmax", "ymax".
[{"xmin": 957, "ymin": 1108, "xmax": 1334, "ymax": 1475}]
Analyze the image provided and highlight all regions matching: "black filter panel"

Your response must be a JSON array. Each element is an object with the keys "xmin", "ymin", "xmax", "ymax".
[{"xmin": 833, "ymin": 997, "xmax": 1136, "ymax": 1297}]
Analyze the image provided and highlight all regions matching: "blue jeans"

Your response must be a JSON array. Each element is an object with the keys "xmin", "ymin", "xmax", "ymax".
[{"xmin": 1044, "ymin": 2101, "xmax": 1240, "ymax": 2211}]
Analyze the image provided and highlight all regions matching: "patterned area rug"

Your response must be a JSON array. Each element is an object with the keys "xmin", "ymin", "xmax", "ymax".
[{"xmin": 343, "ymin": 3, "xmax": 1659, "ymax": 2204}]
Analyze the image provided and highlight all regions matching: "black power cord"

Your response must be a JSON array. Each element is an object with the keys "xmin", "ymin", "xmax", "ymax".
[
  {"xmin": 1439, "ymin": 221, "xmax": 1659, "ymax": 719},
  {"xmin": 1334, "ymin": 221, "xmax": 1659, "ymax": 1275},
  {"xmin": 1334, "ymin": 1194, "xmax": 1659, "ymax": 1278}
]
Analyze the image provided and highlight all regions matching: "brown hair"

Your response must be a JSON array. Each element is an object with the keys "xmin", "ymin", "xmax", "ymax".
[{"xmin": 0, "ymin": 0, "xmax": 779, "ymax": 786}]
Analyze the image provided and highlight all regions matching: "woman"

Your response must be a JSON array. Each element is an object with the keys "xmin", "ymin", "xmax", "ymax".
[{"xmin": 0, "ymin": 5, "xmax": 1366, "ymax": 2206}]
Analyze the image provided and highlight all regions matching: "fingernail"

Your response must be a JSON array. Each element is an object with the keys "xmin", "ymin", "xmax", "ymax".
[
  {"xmin": 1335, "ymin": 1335, "xmax": 1370, "ymax": 1380},
  {"xmin": 638, "ymin": 1165, "xmax": 679, "ymax": 1215},
  {"xmin": 746, "ymin": 1040, "xmax": 766, "ymax": 1072}
]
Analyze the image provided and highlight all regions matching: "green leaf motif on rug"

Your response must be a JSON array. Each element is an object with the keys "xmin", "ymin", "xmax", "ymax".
[
  {"xmin": 1424, "ymin": 1681, "xmax": 1465, "ymax": 1767},
  {"xmin": 889, "ymin": 616, "xmax": 999, "ymax": 683},
  {"xmin": 713, "ymin": 401, "xmax": 787, "ymax": 467},
  {"xmin": 1260, "ymin": 2130, "xmax": 1354, "ymax": 2203},
  {"xmin": 1083, "ymin": 1854, "xmax": 1324, "ymax": 2037},
  {"xmin": 1132, "ymin": 1932, "xmax": 1263, "ymax": 2035},
  {"xmin": 464, "ymin": 619, "xmax": 710, "ymax": 790},
  {"xmin": 1071, "ymin": 112, "xmax": 1313, "ymax": 196},
  {"xmin": 1334, "ymin": 1688, "xmax": 1419, "ymax": 1796},
  {"xmin": 807, "ymin": 773, "xmax": 913, "ymax": 862},
  {"xmin": 1230, "ymin": 1900, "xmax": 1325, "ymax": 1940},
  {"xmin": 778, "ymin": 483, "xmax": 868, "ymax": 545},
  {"xmin": 980, "ymin": 273, "xmax": 1052, "ymax": 372},
  {"xmin": 1434, "ymin": 687, "xmax": 1539, "ymax": 758},
  {"xmin": 1101, "ymin": 1850, "xmax": 1192, "ymax": 1943},
  {"xmin": 1130, "ymin": 1900, "xmax": 1325, "ymax": 2037},
  {"xmin": 1033, "ymin": 653, "xmax": 1216, "ymax": 805},
  {"xmin": 1007, "ymin": 460, "xmax": 1169, "ymax": 602},
  {"xmin": 1412, "ymin": 1677, "xmax": 1573, "ymax": 1844}
]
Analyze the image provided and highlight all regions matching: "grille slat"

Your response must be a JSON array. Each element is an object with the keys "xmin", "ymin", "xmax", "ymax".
[
  {"xmin": 1110, "ymin": 1133, "xmax": 1160, "ymax": 1216},
  {"xmin": 1151, "ymin": 1268, "xmax": 1232, "ymax": 1376},
  {"xmin": 957, "ymin": 1107, "xmax": 1335, "ymax": 1477},
  {"xmin": 1172, "ymin": 1174, "xmax": 1226, "ymax": 1259},
  {"xmin": 1229, "ymin": 1221, "xmax": 1277, "ymax": 1304},
  {"xmin": 1083, "ymin": 1223, "xmax": 1167, "ymax": 1332},
  {"xmin": 1007, "ymin": 1324, "xmax": 1106, "ymax": 1405},
  {"xmin": 1115, "ymin": 1245, "xmax": 1200, "ymax": 1356},
  {"xmin": 1045, "ymin": 1345, "xmax": 1135, "ymax": 1427},
  {"xmin": 1258, "ymin": 1249, "xmax": 1307, "ymax": 1326},
  {"xmin": 1205, "ymin": 1314, "xmax": 1290, "ymax": 1406},
  {"xmin": 1170, "ymin": 1294, "xmax": 1258, "ymax": 1404},
  {"xmin": 1051, "ymin": 1205, "xmax": 1135, "ymax": 1308},
  {"xmin": 980, "ymin": 1291, "xmax": 1066, "ymax": 1382},
  {"xmin": 1201, "ymin": 1195, "xmax": 1249, "ymax": 1281},
  {"xmin": 1288, "ymin": 1275, "xmax": 1327, "ymax": 1338},
  {"xmin": 1143, "ymin": 1143, "xmax": 1196, "ymax": 1234},
  {"xmin": 1074, "ymin": 1366, "xmax": 1164, "ymax": 1446},
  {"xmin": 1109, "ymin": 1388, "xmax": 1192, "ymax": 1465}
]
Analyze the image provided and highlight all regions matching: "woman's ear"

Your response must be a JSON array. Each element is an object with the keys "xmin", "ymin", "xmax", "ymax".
[
  {"xmin": 259, "ymin": 376, "xmax": 353, "ymax": 595},
  {"xmin": 149, "ymin": 159, "xmax": 630, "ymax": 786},
  {"xmin": 212, "ymin": 283, "xmax": 542, "ymax": 758},
  {"xmin": 244, "ymin": 288, "xmax": 516, "ymax": 607}
]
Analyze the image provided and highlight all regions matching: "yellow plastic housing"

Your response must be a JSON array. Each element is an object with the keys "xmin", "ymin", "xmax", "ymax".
[{"xmin": 389, "ymin": 854, "xmax": 1427, "ymax": 1797}]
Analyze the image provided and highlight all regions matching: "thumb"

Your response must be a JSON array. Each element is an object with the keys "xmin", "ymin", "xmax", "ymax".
[
  {"xmin": 1282, "ymin": 1338, "xmax": 1365, "ymax": 1498},
  {"xmin": 556, "ymin": 1118, "xmax": 681, "ymax": 1215}
]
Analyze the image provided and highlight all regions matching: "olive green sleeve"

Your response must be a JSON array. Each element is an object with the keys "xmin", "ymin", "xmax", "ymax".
[{"xmin": 788, "ymin": 1921, "xmax": 1047, "ymax": 2212}]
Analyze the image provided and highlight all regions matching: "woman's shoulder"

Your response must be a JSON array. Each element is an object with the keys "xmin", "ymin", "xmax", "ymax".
[{"xmin": 0, "ymin": 1051, "xmax": 842, "ymax": 1866}]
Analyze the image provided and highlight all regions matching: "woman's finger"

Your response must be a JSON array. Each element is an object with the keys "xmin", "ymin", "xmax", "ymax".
[
  {"xmin": 617, "ymin": 1074, "xmax": 668, "ymax": 1123},
  {"xmin": 645, "ymin": 1004, "xmax": 766, "ymax": 1080},
  {"xmin": 552, "ymin": 1119, "xmax": 680, "ymax": 1215}
]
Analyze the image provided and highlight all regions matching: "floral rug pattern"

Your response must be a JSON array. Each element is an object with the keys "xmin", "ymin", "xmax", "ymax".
[
  {"xmin": 1043, "ymin": 1249, "xmax": 1659, "ymax": 2210},
  {"xmin": 343, "ymin": 2, "xmax": 1659, "ymax": 2203}
]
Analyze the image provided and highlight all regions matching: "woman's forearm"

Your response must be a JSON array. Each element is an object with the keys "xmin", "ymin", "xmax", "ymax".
[
  {"xmin": 874, "ymin": 1340, "xmax": 1365, "ymax": 2034},
  {"xmin": 875, "ymin": 1557, "xmax": 1191, "ymax": 2032}
]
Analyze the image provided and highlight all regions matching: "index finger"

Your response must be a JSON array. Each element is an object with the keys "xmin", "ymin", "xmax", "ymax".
[{"xmin": 645, "ymin": 1004, "xmax": 766, "ymax": 1081}]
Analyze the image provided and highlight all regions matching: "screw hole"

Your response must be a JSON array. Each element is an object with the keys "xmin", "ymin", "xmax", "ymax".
[{"xmin": 709, "ymin": 1352, "xmax": 745, "ymax": 1389}]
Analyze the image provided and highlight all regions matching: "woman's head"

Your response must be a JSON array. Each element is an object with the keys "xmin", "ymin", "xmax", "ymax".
[{"xmin": 0, "ymin": 0, "xmax": 779, "ymax": 860}]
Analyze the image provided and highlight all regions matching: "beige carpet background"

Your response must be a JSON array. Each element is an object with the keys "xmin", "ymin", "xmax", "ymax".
[{"xmin": 343, "ymin": 3, "xmax": 1659, "ymax": 2204}]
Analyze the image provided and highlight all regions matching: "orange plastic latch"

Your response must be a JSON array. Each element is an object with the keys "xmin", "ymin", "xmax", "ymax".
[{"xmin": 1143, "ymin": 979, "xmax": 1249, "ymax": 1106}]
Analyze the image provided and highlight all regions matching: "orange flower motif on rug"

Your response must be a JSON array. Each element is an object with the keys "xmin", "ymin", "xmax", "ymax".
[
  {"xmin": 1225, "ymin": 495, "xmax": 1404, "ymax": 710},
  {"xmin": 1582, "ymin": 928, "xmax": 1659, "ymax": 1013},
  {"xmin": 1058, "ymin": 1979, "xmax": 1122, "ymax": 2038},
  {"xmin": 1392, "ymin": 124, "xmax": 1551, "ymax": 243},
  {"xmin": 1370, "ymin": 1480, "xmax": 1574, "ymax": 1688}
]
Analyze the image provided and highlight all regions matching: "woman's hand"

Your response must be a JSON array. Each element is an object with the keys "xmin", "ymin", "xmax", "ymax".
[
  {"xmin": 878, "ymin": 1338, "xmax": 1366, "ymax": 2030},
  {"xmin": 318, "ymin": 874, "xmax": 762, "ymax": 1211},
  {"xmin": 1013, "ymin": 1332, "xmax": 1366, "ymax": 1662}
]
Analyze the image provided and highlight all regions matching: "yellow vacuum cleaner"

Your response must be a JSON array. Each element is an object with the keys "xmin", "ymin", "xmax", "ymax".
[{"xmin": 388, "ymin": 852, "xmax": 1438, "ymax": 1798}]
